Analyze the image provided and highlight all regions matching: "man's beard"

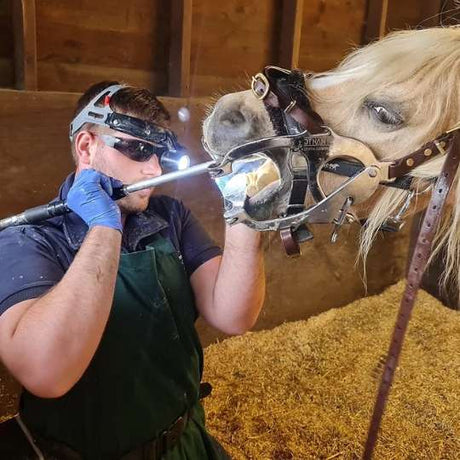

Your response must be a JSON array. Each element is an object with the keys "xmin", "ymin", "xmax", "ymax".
[{"xmin": 117, "ymin": 192, "xmax": 152, "ymax": 215}]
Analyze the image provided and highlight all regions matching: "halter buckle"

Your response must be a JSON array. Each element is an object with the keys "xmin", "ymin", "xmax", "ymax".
[
  {"xmin": 379, "ymin": 189, "xmax": 415, "ymax": 232},
  {"xmin": 251, "ymin": 73, "xmax": 270, "ymax": 100}
]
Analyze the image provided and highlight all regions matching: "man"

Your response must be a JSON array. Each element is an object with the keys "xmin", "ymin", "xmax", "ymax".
[{"xmin": 0, "ymin": 81, "xmax": 265, "ymax": 459}]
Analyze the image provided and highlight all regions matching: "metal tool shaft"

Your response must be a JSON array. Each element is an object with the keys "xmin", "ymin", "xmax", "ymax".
[
  {"xmin": 123, "ymin": 161, "xmax": 214, "ymax": 193},
  {"xmin": 0, "ymin": 161, "xmax": 215, "ymax": 230}
]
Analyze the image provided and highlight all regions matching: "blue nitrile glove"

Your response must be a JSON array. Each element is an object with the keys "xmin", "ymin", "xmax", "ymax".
[{"xmin": 67, "ymin": 169, "xmax": 123, "ymax": 232}]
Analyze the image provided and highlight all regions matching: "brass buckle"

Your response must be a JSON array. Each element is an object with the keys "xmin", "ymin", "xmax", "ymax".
[{"xmin": 251, "ymin": 73, "xmax": 270, "ymax": 100}]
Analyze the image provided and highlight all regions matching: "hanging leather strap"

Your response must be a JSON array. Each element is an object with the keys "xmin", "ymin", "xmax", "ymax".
[{"xmin": 363, "ymin": 130, "xmax": 460, "ymax": 459}]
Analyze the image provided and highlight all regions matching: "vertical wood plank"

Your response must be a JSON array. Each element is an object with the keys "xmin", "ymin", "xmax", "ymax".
[
  {"xmin": 362, "ymin": 0, "xmax": 388, "ymax": 44},
  {"xmin": 12, "ymin": 0, "xmax": 37, "ymax": 90},
  {"xmin": 279, "ymin": 0, "xmax": 304, "ymax": 69},
  {"xmin": 168, "ymin": 0, "xmax": 192, "ymax": 97}
]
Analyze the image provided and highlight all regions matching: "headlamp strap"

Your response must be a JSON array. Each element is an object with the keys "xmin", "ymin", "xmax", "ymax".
[{"xmin": 69, "ymin": 84, "xmax": 123, "ymax": 140}]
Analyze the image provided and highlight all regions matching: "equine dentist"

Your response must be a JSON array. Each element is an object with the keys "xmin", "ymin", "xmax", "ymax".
[{"xmin": 0, "ymin": 81, "xmax": 265, "ymax": 459}]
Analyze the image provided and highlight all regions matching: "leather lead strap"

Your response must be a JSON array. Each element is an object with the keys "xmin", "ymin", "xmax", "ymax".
[{"xmin": 363, "ymin": 131, "xmax": 460, "ymax": 459}]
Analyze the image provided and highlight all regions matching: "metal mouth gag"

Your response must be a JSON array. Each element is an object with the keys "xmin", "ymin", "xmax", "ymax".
[{"xmin": 205, "ymin": 65, "xmax": 456, "ymax": 255}]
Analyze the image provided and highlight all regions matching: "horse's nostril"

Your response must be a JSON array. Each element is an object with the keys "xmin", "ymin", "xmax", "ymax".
[{"xmin": 220, "ymin": 110, "xmax": 246, "ymax": 128}]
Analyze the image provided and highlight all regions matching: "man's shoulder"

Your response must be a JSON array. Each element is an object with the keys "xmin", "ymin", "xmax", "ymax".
[
  {"xmin": 0, "ymin": 221, "xmax": 65, "ymax": 252},
  {"xmin": 0, "ymin": 222, "xmax": 68, "ymax": 315}
]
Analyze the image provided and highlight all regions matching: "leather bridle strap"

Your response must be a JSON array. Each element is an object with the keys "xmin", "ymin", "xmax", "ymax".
[
  {"xmin": 388, "ymin": 132, "xmax": 453, "ymax": 179},
  {"xmin": 252, "ymin": 70, "xmax": 325, "ymax": 135},
  {"xmin": 363, "ymin": 130, "xmax": 460, "ymax": 460}
]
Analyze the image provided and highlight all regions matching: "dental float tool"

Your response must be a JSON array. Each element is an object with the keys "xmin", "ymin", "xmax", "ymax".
[{"xmin": 0, "ymin": 160, "xmax": 216, "ymax": 231}]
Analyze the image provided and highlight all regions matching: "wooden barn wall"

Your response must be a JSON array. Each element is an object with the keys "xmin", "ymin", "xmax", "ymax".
[
  {"xmin": 35, "ymin": 0, "xmax": 170, "ymax": 93},
  {"xmin": 298, "ymin": 0, "xmax": 367, "ymax": 72},
  {"xmin": 1, "ymin": 1, "xmax": 447, "ymax": 95},
  {"xmin": 189, "ymin": 0, "xmax": 280, "ymax": 96},
  {"xmin": 0, "ymin": 0, "xmax": 372, "ymax": 95},
  {"xmin": 386, "ymin": 1, "xmax": 459, "ymax": 30}
]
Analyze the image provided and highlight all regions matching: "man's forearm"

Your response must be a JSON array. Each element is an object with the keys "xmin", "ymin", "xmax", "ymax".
[
  {"xmin": 3, "ymin": 227, "xmax": 121, "ymax": 397},
  {"xmin": 213, "ymin": 224, "xmax": 265, "ymax": 334}
]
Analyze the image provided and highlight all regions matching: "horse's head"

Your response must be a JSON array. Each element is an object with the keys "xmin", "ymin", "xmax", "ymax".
[{"xmin": 203, "ymin": 26, "xmax": 460, "ymax": 287}]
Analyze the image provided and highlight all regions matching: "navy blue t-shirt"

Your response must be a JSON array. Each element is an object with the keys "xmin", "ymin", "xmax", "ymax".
[{"xmin": 0, "ymin": 173, "xmax": 222, "ymax": 315}]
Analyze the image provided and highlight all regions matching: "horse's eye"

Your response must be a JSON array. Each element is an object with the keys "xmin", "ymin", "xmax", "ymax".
[{"xmin": 365, "ymin": 100, "xmax": 403, "ymax": 127}]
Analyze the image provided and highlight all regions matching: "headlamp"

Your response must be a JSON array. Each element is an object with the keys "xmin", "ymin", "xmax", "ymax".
[
  {"xmin": 69, "ymin": 84, "xmax": 190, "ymax": 171},
  {"xmin": 158, "ymin": 131, "xmax": 191, "ymax": 170}
]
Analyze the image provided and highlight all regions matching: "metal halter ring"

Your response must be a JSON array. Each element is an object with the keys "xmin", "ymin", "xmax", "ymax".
[{"xmin": 251, "ymin": 73, "xmax": 270, "ymax": 100}]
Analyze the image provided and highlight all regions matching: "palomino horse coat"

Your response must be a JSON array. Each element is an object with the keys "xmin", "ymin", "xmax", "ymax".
[{"xmin": 203, "ymin": 26, "xmax": 460, "ymax": 298}]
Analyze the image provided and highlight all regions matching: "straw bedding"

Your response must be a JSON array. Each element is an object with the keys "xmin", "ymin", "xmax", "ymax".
[{"xmin": 203, "ymin": 281, "xmax": 460, "ymax": 459}]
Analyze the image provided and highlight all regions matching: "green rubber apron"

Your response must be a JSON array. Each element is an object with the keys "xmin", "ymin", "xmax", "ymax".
[{"xmin": 21, "ymin": 235, "xmax": 222, "ymax": 459}]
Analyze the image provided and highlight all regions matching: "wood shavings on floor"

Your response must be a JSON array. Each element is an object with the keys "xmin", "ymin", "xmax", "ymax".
[{"xmin": 203, "ymin": 281, "xmax": 460, "ymax": 459}]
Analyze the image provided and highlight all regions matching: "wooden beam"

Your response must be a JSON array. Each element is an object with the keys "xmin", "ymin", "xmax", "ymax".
[
  {"xmin": 279, "ymin": 0, "xmax": 304, "ymax": 69},
  {"xmin": 12, "ymin": 0, "xmax": 37, "ymax": 90},
  {"xmin": 362, "ymin": 0, "xmax": 389, "ymax": 44},
  {"xmin": 168, "ymin": 0, "xmax": 192, "ymax": 97}
]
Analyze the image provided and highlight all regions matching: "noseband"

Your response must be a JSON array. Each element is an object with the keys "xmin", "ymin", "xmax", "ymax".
[{"xmin": 251, "ymin": 65, "xmax": 460, "ymax": 459}]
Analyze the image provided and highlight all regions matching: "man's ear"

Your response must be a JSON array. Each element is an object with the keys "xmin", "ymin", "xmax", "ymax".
[{"xmin": 74, "ymin": 130, "xmax": 97, "ymax": 166}]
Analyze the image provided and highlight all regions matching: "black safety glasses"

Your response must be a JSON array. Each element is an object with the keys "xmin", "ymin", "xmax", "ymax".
[{"xmin": 98, "ymin": 134, "xmax": 166, "ymax": 162}]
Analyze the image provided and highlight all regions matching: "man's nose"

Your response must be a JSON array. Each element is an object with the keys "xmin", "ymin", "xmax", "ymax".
[{"xmin": 141, "ymin": 155, "xmax": 162, "ymax": 176}]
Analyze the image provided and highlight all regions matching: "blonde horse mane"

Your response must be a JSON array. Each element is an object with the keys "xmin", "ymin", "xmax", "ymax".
[{"xmin": 310, "ymin": 27, "xmax": 460, "ymax": 302}]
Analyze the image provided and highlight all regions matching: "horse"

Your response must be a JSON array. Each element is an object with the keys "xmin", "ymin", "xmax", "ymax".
[{"xmin": 202, "ymin": 26, "xmax": 460, "ymax": 298}]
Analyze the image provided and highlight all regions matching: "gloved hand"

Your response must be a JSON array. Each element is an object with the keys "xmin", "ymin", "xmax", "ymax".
[{"xmin": 67, "ymin": 169, "xmax": 123, "ymax": 232}]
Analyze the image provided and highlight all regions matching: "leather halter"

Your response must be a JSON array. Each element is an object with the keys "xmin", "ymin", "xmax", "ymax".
[
  {"xmin": 253, "ymin": 66, "xmax": 460, "ymax": 458},
  {"xmin": 251, "ymin": 67, "xmax": 324, "ymax": 135}
]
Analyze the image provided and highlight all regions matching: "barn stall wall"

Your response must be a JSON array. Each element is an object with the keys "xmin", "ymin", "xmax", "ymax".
[
  {"xmin": 1, "ymin": 1, "xmax": 450, "ymax": 94},
  {"xmin": 0, "ymin": 0, "xmax": 447, "ymax": 420}
]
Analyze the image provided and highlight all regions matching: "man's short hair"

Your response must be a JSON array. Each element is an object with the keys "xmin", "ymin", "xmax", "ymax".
[{"xmin": 70, "ymin": 81, "xmax": 171, "ymax": 162}]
